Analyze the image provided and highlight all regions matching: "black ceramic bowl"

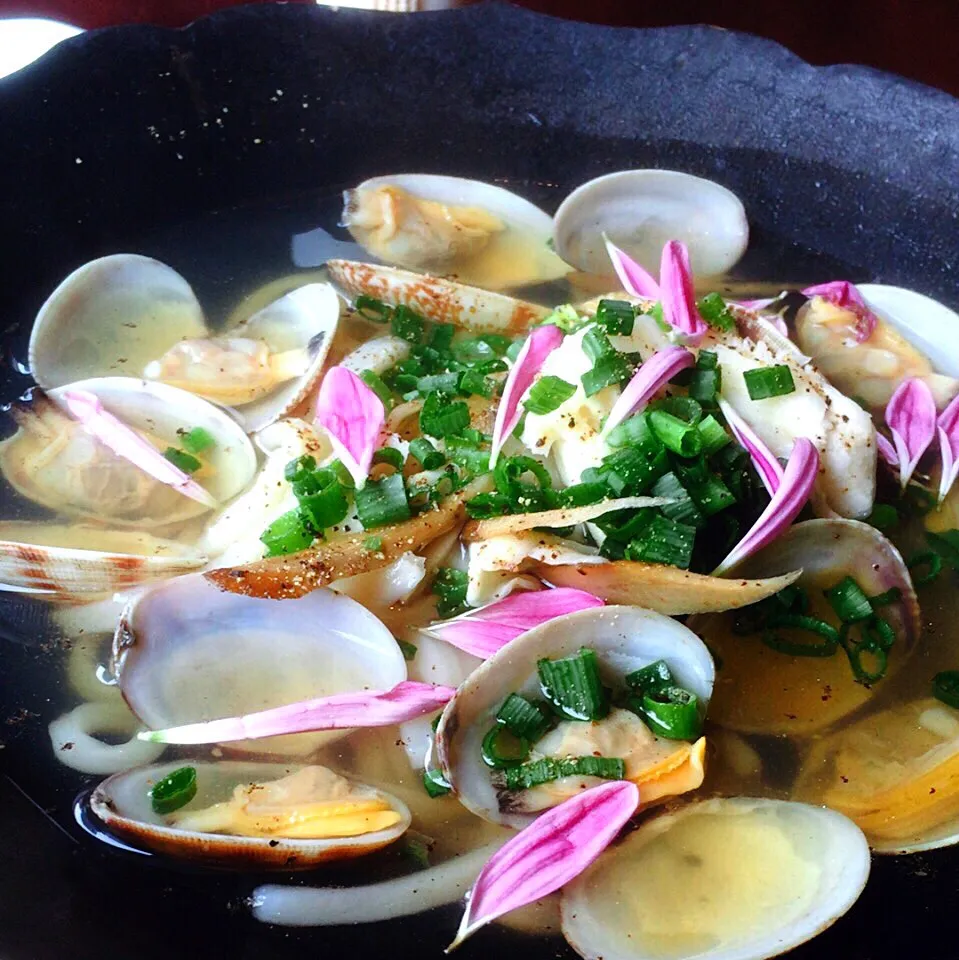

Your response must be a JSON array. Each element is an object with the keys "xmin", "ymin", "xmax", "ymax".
[{"xmin": 1, "ymin": 4, "xmax": 958, "ymax": 958}]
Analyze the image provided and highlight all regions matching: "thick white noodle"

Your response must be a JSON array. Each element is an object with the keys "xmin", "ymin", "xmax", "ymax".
[
  {"xmin": 250, "ymin": 841, "xmax": 502, "ymax": 927},
  {"xmin": 48, "ymin": 701, "xmax": 165, "ymax": 774}
]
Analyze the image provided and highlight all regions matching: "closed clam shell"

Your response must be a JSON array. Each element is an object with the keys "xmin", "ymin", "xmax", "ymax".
[
  {"xmin": 89, "ymin": 760, "xmax": 410, "ymax": 869},
  {"xmin": 560, "ymin": 797, "xmax": 870, "ymax": 960},
  {"xmin": 436, "ymin": 605, "xmax": 714, "ymax": 828}
]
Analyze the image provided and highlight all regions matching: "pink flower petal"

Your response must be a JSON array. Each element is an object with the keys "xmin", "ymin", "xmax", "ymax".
[
  {"xmin": 885, "ymin": 377, "xmax": 936, "ymax": 490},
  {"xmin": 602, "ymin": 345, "xmax": 694, "ymax": 437},
  {"xmin": 314, "ymin": 366, "xmax": 386, "ymax": 488},
  {"xmin": 937, "ymin": 393, "xmax": 959, "ymax": 502},
  {"xmin": 490, "ymin": 324, "xmax": 564, "ymax": 468},
  {"xmin": 604, "ymin": 237, "xmax": 661, "ymax": 299},
  {"xmin": 718, "ymin": 398, "xmax": 784, "ymax": 497},
  {"xmin": 428, "ymin": 587, "xmax": 604, "ymax": 659},
  {"xmin": 60, "ymin": 389, "xmax": 217, "ymax": 507},
  {"xmin": 659, "ymin": 240, "xmax": 708, "ymax": 342},
  {"xmin": 449, "ymin": 780, "xmax": 639, "ymax": 949},
  {"xmin": 876, "ymin": 432, "xmax": 900, "ymax": 467},
  {"xmin": 138, "ymin": 680, "xmax": 455, "ymax": 744},
  {"xmin": 802, "ymin": 280, "xmax": 878, "ymax": 342},
  {"xmin": 714, "ymin": 437, "xmax": 819, "ymax": 574}
]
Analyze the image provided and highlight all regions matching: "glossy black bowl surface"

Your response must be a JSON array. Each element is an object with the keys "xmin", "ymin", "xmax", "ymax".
[{"xmin": 1, "ymin": 4, "xmax": 958, "ymax": 958}]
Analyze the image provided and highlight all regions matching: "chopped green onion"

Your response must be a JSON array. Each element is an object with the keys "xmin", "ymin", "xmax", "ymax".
[
  {"xmin": 422, "ymin": 765, "xmax": 452, "ymax": 798},
  {"xmin": 506, "ymin": 339, "xmax": 524, "ymax": 362},
  {"xmin": 430, "ymin": 323, "xmax": 456, "ymax": 352},
  {"xmin": 761, "ymin": 615, "xmax": 840, "ymax": 657},
  {"xmin": 481, "ymin": 725, "xmax": 531, "ymax": 769},
  {"xmin": 363, "ymin": 535, "xmax": 383, "ymax": 552},
  {"xmin": 697, "ymin": 293, "xmax": 736, "ymax": 332},
  {"xmin": 624, "ymin": 514, "xmax": 696, "ymax": 569},
  {"xmin": 391, "ymin": 304, "xmax": 426, "ymax": 344},
  {"xmin": 651, "ymin": 472, "xmax": 705, "ymax": 529},
  {"xmin": 696, "ymin": 350, "xmax": 719, "ymax": 370},
  {"xmin": 868, "ymin": 587, "xmax": 902, "ymax": 608},
  {"xmin": 696, "ymin": 415, "xmax": 730, "ymax": 455},
  {"xmin": 355, "ymin": 295, "xmax": 392, "ymax": 323},
  {"xmin": 149, "ymin": 765, "xmax": 198, "ymax": 815},
  {"xmin": 653, "ymin": 396, "xmax": 703, "ymax": 425},
  {"xmin": 433, "ymin": 567, "xmax": 470, "ymax": 617},
  {"xmin": 839, "ymin": 625, "xmax": 888, "ymax": 684},
  {"xmin": 909, "ymin": 551, "xmax": 943, "ymax": 585},
  {"xmin": 179, "ymin": 426, "xmax": 216, "ymax": 454},
  {"xmin": 409, "ymin": 437, "xmax": 446, "ymax": 470},
  {"xmin": 360, "ymin": 369, "xmax": 394, "ymax": 410},
  {"xmin": 582, "ymin": 354, "xmax": 632, "ymax": 398},
  {"xmin": 865, "ymin": 503, "xmax": 899, "ymax": 532},
  {"xmin": 416, "ymin": 371, "xmax": 460, "ymax": 395},
  {"xmin": 861, "ymin": 616, "xmax": 896, "ymax": 651},
  {"xmin": 524, "ymin": 376, "xmax": 577, "ymax": 415},
  {"xmin": 595, "ymin": 299, "xmax": 635, "ymax": 336},
  {"xmin": 403, "ymin": 832, "xmax": 432, "ymax": 868},
  {"xmin": 372, "ymin": 446, "xmax": 405, "ymax": 471},
  {"xmin": 537, "ymin": 647, "xmax": 609, "ymax": 722},
  {"xmin": 743, "ymin": 364, "xmax": 796, "ymax": 400},
  {"xmin": 678, "ymin": 468, "xmax": 736, "ymax": 517},
  {"xmin": 298, "ymin": 475, "xmax": 350, "ymax": 531},
  {"xmin": 625, "ymin": 659, "xmax": 674, "ymax": 692},
  {"xmin": 631, "ymin": 686, "xmax": 702, "ymax": 740},
  {"xmin": 163, "ymin": 447, "xmax": 201, "ymax": 474},
  {"xmin": 284, "ymin": 455, "xmax": 317, "ymax": 485},
  {"xmin": 398, "ymin": 639, "xmax": 417, "ymax": 661},
  {"xmin": 689, "ymin": 367, "xmax": 722, "ymax": 404},
  {"xmin": 591, "ymin": 444, "xmax": 669, "ymax": 496},
  {"xmin": 649, "ymin": 411, "xmax": 702, "ymax": 457},
  {"xmin": 260, "ymin": 509, "xmax": 315, "ymax": 557},
  {"xmin": 496, "ymin": 693, "xmax": 554, "ymax": 742},
  {"xmin": 541, "ymin": 305, "xmax": 583, "ymax": 333},
  {"xmin": 561, "ymin": 482, "xmax": 609, "ymax": 507},
  {"xmin": 824, "ymin": 576, "xmax": 874, "ymax": 623},
  {"xmin": 355, "ymin": 473, "xmax": 411, "ymax": 529},
  {"xmin": 926, "ymin": 529, "xmax": 959, "ymax": 569},
  {"xmin": 458, "ymin": 369, "xmax": 494, "ymax": 398},
  {"xmin": 933, "ymin": 671, "xmax": 959, "ymax": 709},
  {"xmin": 420, "ymin": 390, "xmax": 470, "ymax": 439},
  {"xmin": 503, "ymin": 756, "xmax": 625, "ymax": 791},
  {"xmin": 464, "ymin": 491, "xmax": 511, "ymax": 519},
  {"xmin": 328, "ymin": 459, "xmax": 356, "ymax": 490},
  {"xmin": 606, "ymin": 412, "xmax": 660, "ymax": 450}
]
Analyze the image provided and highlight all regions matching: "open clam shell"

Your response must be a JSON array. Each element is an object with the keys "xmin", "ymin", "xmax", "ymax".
[
  {"xmin": 552, "ymin": 169, "xmax": 749, "ymax": 277},
  {"xmin": 113, "ymin": 573, "xmax": 407, "ymax": 756},
  {"xmin": 89, "ymin": 760, "xmax": 411, "ymax": 869},
  {"xmin": 561, "ymin": 797, "xmax": 870, "ymax": 960},
  {"xmin": 327, "ymin": 260, "xmax": 550, "ymax": 334},
  {"xmin": 29, "ymin": 254, "xmax": 207, "ymax": 390},
  {"xmin": 28, "ymin": 253, "xmax": 341, "ymax": 432},
  {"xmin": 795, "ymin": 697, "xmax": 959, "ymax": 854},
  {"xmin": 436, "ymin": 605, "xmax": 714, "ymax": 828},
  {"xmin": 795, "ymin": 284, "xmax": 959, "ymax": 409},
  {"xmin": 0, "ymin": 524, "xmax": 206, "ymax": 598},
  {"xmin": 0, "ymin": 377, "xmax": 256, "ymax": 529},
  {"xmin": 691, "ymin": 519, "xmax": 920, "ymax": 737},
  {"xmin": 343, "ymin": 174, "xmax": 567, "ymax": 289}
]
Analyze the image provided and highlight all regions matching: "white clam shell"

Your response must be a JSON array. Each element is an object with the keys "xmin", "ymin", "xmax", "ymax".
[
  {"xmin": 28, "ymin": 253, "xmax": 341, "ymax": 432},
  {"xmin": 858, "ymin": 283, "xmax": 959, "ymax": 378},
  {"xmin": 553, "ymin": 169, "xmax": 749, "ymax": 276},
  {"xmin": 327, "ymin": 260, "xmax": 550, "ymax": 334},
  {"xmin": 113, "ymin": 573, "xmax": 407, "ymax": 756},
  {"xmin": 0, "ymin": 377, "xmax": 256, "ymax": 530},
  {"xmin": 561, "ymin": 797, "xmax": 870, "ymax": 960},
  {"xmin": 89, "ymin": 760, "xmax": 410, "ymax": 869},
  {"xmin": 436, "ymin": 605, "xmax": 714, "ymax": 828},
  {"xmin": 29, "ymin": 254, "xmax": 207, "ymax": 390},
  {"xmin": 0, "ymin": 523, "xmax": 206, "ymax": 598},
  {"xmin": 345, "ymin": 173, "xmax": 568, "ymax": 288}
]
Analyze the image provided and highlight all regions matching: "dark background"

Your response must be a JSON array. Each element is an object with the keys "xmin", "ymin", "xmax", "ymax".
[{"xmin": 0, "ymin": 1, "xmax": 957, "ymax": 96}]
